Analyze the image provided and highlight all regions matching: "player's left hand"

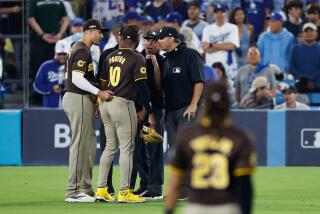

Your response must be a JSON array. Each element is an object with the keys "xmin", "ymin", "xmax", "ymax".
[
  {"xmin": 183, "ymin": 104, "xmax": 197, "ymax": 122},
  {"xmin": 94, "ymin": 104, "xmax": 100, "ymax": 118}
]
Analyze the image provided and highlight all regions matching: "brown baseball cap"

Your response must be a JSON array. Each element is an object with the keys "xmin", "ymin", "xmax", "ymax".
[{"xmin": 83, "ymin": 19, "xmax": 108, "ymax": 32}]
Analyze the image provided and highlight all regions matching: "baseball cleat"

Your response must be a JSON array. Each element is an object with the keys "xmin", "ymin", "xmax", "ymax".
[
  {"xmin": 65, "ymin": 193, "xmax": 95, "ymax": 203},
  {"xmin": 95, "ymin": 187, "xmax": 115, "ymax": 202},
  {"xmin": 117, "ymin": 189, "xmax": 145, "ymax": 203}
]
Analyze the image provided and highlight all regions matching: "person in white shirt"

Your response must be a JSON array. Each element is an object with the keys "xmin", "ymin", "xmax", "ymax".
[
  {"xmin": 275, "ymin": 86, "xmax": 310, "ymax": 109},
  {"xmin": 202, "ymin": 3, "xmax": 240, "ymax": 81}
]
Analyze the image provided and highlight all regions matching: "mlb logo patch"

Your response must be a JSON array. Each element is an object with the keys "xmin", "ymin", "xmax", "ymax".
[
  {"xmin": 301, "ymin": 129, "xmax": 320, "ymax": 149},
  {"xmin": 172, "ymin": 67, "xmax": 181, "ymax": 73}
]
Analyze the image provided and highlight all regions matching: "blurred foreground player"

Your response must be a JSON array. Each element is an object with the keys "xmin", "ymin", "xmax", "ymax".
[{"xmin": 165, "ymin": 80, "xmax": 256, "ymax": 214}]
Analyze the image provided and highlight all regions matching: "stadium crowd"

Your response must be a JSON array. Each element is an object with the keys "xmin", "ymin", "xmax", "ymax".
[
  {"xmin": 0, "ymin": 0, "xmax": 320, "ymax": 109},
  {"xmin": 1, "ymin": 0, "xmax": 318, "ymax": 211}
]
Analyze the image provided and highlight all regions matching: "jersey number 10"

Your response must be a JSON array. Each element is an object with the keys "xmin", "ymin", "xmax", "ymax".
[
  {"xmin": 109, "ymin": 66, "xmax": 121, "ymax": 87},
  {"xmin": 191, "ymin": 153, "xmax": 229, "ymax": 190}
]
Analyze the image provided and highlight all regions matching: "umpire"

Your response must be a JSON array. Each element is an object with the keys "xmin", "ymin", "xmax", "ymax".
[
  {"xmin": 63, "ymin": 19, "xmax": 112, "ymax": 203},
  {"xmin": 131, "ymin": 29, "xmax": 165, "ymax": 199},
  {"xmin": 155, "ymin": 26, "xmax": 204, "ymax": 147}
]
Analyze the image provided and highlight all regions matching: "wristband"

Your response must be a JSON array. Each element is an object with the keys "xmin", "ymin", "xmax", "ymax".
[{"xmin": 165, "ymin": 209, "xmax": 173, "ymax": 214}]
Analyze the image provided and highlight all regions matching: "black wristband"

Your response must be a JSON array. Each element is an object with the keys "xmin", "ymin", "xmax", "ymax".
[
  {"xmin": 165, "ymin": 209, "xmax": 173, "ymax": 214},
  {"xmin": 209, "ymin": 43, "xmax": 213, "ymax": 48}
]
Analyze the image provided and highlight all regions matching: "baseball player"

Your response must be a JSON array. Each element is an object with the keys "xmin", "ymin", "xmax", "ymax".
[
  {"xmin": 63, "ymin": 19, "xmax": 112, "ymax": 203},
  {"xmin": 165, "ymin": 81, "xmax": 256, "ymax": 214},
  {"xmin": 96, "ymin": 25, "xmax": 148, "ymax": 203}
]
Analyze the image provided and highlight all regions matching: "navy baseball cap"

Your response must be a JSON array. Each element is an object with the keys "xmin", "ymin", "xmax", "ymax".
[
  {"xmin": 268, "ymin": 12, "xmax": 284, "ymax": 22},
  {"xmin": 282, "ymin": 86, "xmax": 297, "ymax": 94},
  {"xmin": 166, "ymin": 12, "xmax": 183, "ymax": 26},
  {"xmin": 188, "ymin": 0, "xmax": 201, "ymax": 9},
  {"xmin": 83, "ymin": 19, "xmax": 108, "ymax": 32},
  {"xmin": 144, "ymin": 30, "xmax": 158, "ymax": 40},
  {"xmin": 123, "ymin": 11, "xmax": 142, "ymax": 23},
  {"xmin": 213, "ymin": 3, "xmax": 228, "ymax": 13},
  {"xmin": 157, "ymin": 26, "xmax": 180, "ymax": 39},
  {"xmin": 72, "ymin": 17, "xmax": 85, "ymax": 26},
  {"xmin": 141, "ymin": 15, "xmax": 154, "ymax": 25}
]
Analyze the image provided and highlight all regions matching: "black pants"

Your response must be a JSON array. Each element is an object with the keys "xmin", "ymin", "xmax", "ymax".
[{"xmin": 130, "ymin": 109, "xmax": 164, "ymax": 194}]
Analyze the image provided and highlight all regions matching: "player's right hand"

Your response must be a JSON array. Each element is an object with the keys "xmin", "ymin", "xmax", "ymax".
[{"xmin": 98, "ymin": 90, "xmax": 114, "ymax": 102}]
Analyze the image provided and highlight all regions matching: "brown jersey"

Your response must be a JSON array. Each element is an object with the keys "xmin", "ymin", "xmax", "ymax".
[
  {"xmin": 99, "ymin": 48, "xmax": 147, "ymax": 100},
  {"xmin": 169, "ymin": 124, "xmax": 256, "ymax": 205},
  {"xmin": 64, "ymin": 41, "xmax": 96, "ymax": 94}
]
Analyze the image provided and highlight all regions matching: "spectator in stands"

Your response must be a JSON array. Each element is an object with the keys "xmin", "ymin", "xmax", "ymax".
[
  {"xmin": 212, "ymin": 62, "xmax": 236, "ymax": 105},
  {"xmin": 164, "ymin": 11, "xmax": 201, "ymax": 54},
  {"xmin": 92, "ymin": 0, "xmax": 124, "ymax": 30},
  {"xmin": 240, "ymin": 76, "xmax": 274, "ymax": 109},
  {"xmin": 179, "ymin": 27, "xmax": 203, "ymax": 54},
  {"xmin": 202, "ymin": 4, "xmax": 239, "ymax": 81},
  {"xmin": 241, "ymin": 0, "xmax": 274, "ymax": 41},
  {"xmin": 275, "ymin": 85, "xmax": 310, "ymax": 109},
  {"xmin": 235, "ymin": 47, "xmax": 276, "ymax": 103},
  {"xmin": 0, "ymin": 2, "xmax": 22, "ymax": 80},
  {"xmin": 33, "ymin": 40, "xmax": 68, "ymax": 108},
  {"xmin": 144, "ymin": 0, "xmax": 172, "ymax": 23},
  {"xmin": 203, "ymin": 64, "xmax": 218, "ymax": 82},
  {"xmin": 61, "ymin": 17, "xmax": 101, "ymax": 70},
  {"xmin": 229, "ymin": 7, "xmax": 254, "ymax": 68},
  {"xmin": 257, "ymin": 12, "xmax": 295, "ymax": 75},
  {"xmin": 289, "ymin": 22, "xmax": 320, "ymax": 88},
  {"xmin": 283, "ymin": 1, "xmax": 304, "ymax": 39},
  {"xmin": 305, "ymin": 5, "xmax": 320, "ymax": 41},
  {"xmin": 28, "ymin": 0, "xmax": 69, "ymax": 79},
  {"xmin": 182, "ymin": 1, "xmax": 208, "ymax": 40},
  {"xmin": 169, "ymin": 0, "xmax": 188, "ymax": 20}
]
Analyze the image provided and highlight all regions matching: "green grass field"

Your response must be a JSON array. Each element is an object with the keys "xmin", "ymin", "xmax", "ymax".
[{"xmin": 0, "ymin": 166, "xmax": 319, "ymax": 214}]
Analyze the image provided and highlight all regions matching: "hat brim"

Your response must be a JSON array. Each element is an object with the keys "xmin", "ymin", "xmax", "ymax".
[
  {"xmin": 303, "ymin": 27, "xmax": 317, "ymax": 31},
  {"xmin": 144, "ymin": 36, "xmax": 158, "ymax": 40},
  {"xmin": 100, "ymin": 27, "xmax": 109, "ymax": 32}
]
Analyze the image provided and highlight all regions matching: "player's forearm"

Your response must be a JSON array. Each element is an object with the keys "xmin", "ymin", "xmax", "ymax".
[
  {"xmin": 153, "ymin": 66, "xmax": 161, "ymax": 90},
  {"xmin": 72, "ymin": 71, "xmax": 99, "ymax": 95},
  {"xmin": 28, "ymin": 17, "xmax": 45, "ymax": 36},
  {"xmin": 165, "ymin": 173, "xmax": 183, "ymax": 213},
  {"xmin": 190, "ymin": 82, "xmax": 204, "ymax": 106}
]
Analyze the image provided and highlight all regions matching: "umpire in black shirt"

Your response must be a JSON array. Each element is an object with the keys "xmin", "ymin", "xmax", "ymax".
[
  {"xmin": 131, "ymin": 29, "xmax": 165, "ymax": 199},
  {"xmin": 155, "ymin": 26, "xmax": 204, "ymax": 147}
]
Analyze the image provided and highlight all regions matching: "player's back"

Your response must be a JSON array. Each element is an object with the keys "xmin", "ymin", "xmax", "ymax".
[
  {"xmin": 102, "ymin": 48, "xmax": 146, "ymax": 100},
  {"xmin": 170, "ymin": 123, "xmax": 256, "ymax": 205}
]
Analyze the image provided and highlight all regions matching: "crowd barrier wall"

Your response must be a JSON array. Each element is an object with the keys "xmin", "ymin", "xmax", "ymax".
[{"xmin": 1, "ymin": 109, "xmax": 320, "ymax": 166}]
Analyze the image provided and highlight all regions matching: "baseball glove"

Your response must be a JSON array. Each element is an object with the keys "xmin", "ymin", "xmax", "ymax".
[{"xmin": 141, "ymin": 123, "xmax": 163, "ymax": 144}]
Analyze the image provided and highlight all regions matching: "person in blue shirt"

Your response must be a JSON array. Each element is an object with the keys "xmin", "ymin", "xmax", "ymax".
[
  {"xmin": 257, "ymin": 12, "xmax": 295, "ymax": 75},
  {"xmin": 289, "ymin": 22, "xmax": 320, "ymax": 88},
  {"xmin": 241, "ymin": 0, "xmax": 274, "ymax": 41},
  {"xmin": 144, "ymin": 0, "xmax": 172, "ymax": 22},
  {"xmin": 33, "ymin": 40, "xmax": 68, "ymax": 107}
]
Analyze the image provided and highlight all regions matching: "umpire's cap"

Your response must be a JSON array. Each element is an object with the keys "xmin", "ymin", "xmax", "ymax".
[
  {"xmin": 83, "ymin": 19, "xmax": 108, "ymax": 32},
  {"xmin": 144, "ymin": 30, "xmax": 158, "ymax": 40},
  {"xmin": 119, "ymin": 25, "xmax": 140, "ymax": 42},
  {"xmin": 204, "ymin": 80, "xmax": 230, "ymax": 116},
  {"xmin": 157, "ymin": 26, "xmax": 180, "ymax": 39}
]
